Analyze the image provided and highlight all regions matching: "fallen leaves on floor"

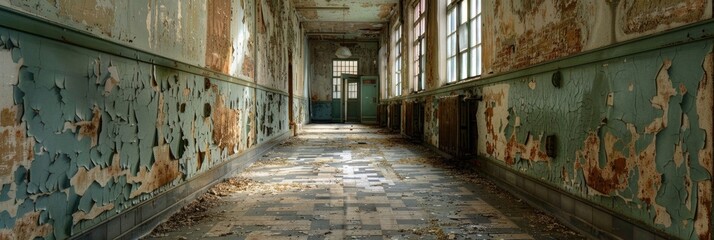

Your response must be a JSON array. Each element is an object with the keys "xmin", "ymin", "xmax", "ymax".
[
  {"xmin": 149, "ymin": 193, "xmax": 221, "ymax": 236},
  {"xmin": 148, "ymin": 177, "xmax": 314, "ymax": 237},
  {"xmin": 248, "ymin": 157, "xmax": 292, "ymax": 168}
]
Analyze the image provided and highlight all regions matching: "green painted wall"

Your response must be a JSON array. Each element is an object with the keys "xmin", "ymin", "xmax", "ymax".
[
  {"xmin": 0, "ymin": 0, "xmax": 304, "ymax": 238},
  {"xmin": 384, "ymin": 31, "xmax": 714, "ymax": 239}
]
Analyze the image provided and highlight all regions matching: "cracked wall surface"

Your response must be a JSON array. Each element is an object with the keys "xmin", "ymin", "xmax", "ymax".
[
  {"xmin": 0, "ymin": 0, "xmax": 301, "ymax": 238},
  {"xmin": 432, "ymin": 43, "xmax": 713, "ymax": 239},
  {"xmin": 0, "ymin": 0, "xmax": 257, "ymax": 80},
  {"xmin": 255, "ymin": 0, "xmax": 304, "ymax": 91},
  {"xmin": 380, "ymin": 0, "xmax": 714, "ymax": 239},
  {"xmin": 480, "ymin": 0, "xmax": 712, "ymax": 76}
]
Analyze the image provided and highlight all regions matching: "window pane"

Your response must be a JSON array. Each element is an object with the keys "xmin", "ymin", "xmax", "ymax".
[
  {"xmin": 414, "ymin": 5, "xmax": 420, "ymax": 22},
  {"xmin": 460, "ymin": 2, "xmax": 468, "ymax": 24},
  {"xmin": 471, "ymin": 17, "xmax": 481, "ymax": 47},
  {"xmin": 470, "ymin": 47, "xmax": 482, "ymax": 76},
  {"xmin": 447, "ymin": 35, "xmax": 453, "ymax": 56},
  {"xmin": 471, "ymin": 0, "xmax": 480, "ymax": 18},
  {"xmin": 447, "ymin": 10, "xmax": 455, "ymax": 33},
  {"xmin": 461, "ymin": 53, "xmax": 468, "ymax": 80},
  {"xmin": 451, "ymin": 35, "xmax": 457, "ymax": 55},
  {"xmin": 458, "ymin": 24, "xmax": 468, "ymax": 51},
  {"xmin": 446, "ymin": 58, "xmax": 456, "ymax": 82}
]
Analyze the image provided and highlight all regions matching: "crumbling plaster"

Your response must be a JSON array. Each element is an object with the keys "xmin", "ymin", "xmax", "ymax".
[
  {"xmin": 381, "ymin": 0, "xmax": 714, "ymax": 239},
  {"xmin": 0, "ymin": 0, "xmax": 302, "ymax": 238}
]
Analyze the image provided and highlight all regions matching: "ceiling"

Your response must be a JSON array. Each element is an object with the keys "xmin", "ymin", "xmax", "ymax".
[{"xmin": 291, "ymin": 0, "xmax": 398, "ymax": 40}]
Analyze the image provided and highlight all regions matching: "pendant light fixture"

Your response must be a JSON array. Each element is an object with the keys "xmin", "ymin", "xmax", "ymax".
[{"xmin": 335, "ymin": 5, "xmax": 352, "ymax": 58}]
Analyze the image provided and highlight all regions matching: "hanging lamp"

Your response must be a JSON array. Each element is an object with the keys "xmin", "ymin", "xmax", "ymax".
[{"xmin": 335, "ymin": 5, "xmax": 352, "ymax": 58}]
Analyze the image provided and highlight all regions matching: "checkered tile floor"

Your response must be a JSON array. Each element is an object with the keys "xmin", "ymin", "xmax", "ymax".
[{"xmin": 147, "ymin": 124, "xmax": 583, "ymax": 239}]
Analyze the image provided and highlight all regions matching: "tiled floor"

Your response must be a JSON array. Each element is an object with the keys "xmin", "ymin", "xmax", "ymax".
[{"xmin": 147, "ymin": 124, "xmax": 584, "ymax": 240}]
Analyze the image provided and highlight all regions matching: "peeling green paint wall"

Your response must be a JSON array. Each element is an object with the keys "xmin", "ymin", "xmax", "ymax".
[
  {"xmin": 474, "ymin": 42, "xmax": 713, "ymax": 239},
  {"xmin": 0, "ymin": 0, "xmax": 303, "ymax": 238},
  {"xmin": 381, "ymin": 0, "xmax": 714, "ymax": 239}
]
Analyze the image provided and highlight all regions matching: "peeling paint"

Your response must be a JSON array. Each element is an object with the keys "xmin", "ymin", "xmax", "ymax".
[
  {"xmin": 72, "ymin": 203, "xmax": 114, "ymax": 225},
  {"xmin": 618, "ymin": 0, "xmax": 711, "ymax": 39},
  {"xmin": 0, "ymin": 212, "xmax": 53, "ymax": 240},
  {"xmin": 645, "ymin": 59, "xmax": 676, "ymax": 134},
  {"xmin": 211, "ymin": 89, "xmax": 241, "ymax": 156},
  {"xmin": 205, "ymin": 0, "xmax": 232, "ymax": 74}
]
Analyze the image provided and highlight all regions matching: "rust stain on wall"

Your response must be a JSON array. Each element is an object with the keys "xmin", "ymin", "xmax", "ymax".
[
  {"xmin": 71, "ymin": 154, "xmax": 124, "ymax": 196},
  {"xmin": 694, "ymin": 52, "xmax": 713, "ymax": 239},
  {"xmin": 636, "ymin": 138, "xmax": 670, "ymax": 227},
  {"xmin": 205, "ymin": 0, "xmax": 233, "ymax": 73},
  {"xmin": 575, "ymin": 131, "xmax": 629, "ymax": 195},
  {"xmin": 646, "ymin": 59, "xmax": 676, "ymax": 134},
  {"xmin": 504, "ymin": 132, "xmax": 550, "ymax": 164},
  {"xmin": 696, "ymin": 52, "xmax": 713, "ymax": 176},
  {"xmin": 63, "ymin": 105, "xmax": 102, "ymax": 148},
  {"xmin": 212, "ymin": 90, "xmax": 241, "ymax": 156},
  {"xmin": 0, "ymin": 107, "xmax": 34, "ymax": 179},
  {"xmin": 621, "ymin": 0, "xmax": 707, "ymax": 34},
  {"xmin": 128, "ymin": 144, "xmax": 181, "ymax": 198},
  {"xmin": 0, "ymin": 108, "xmax": 15, "ymax": 127},
  {"xmin": 695, "ymin": 181, "xmax": 712, "ymax": 240},
  {"xmin": 477, "ymin": 84, "xmax": 510, "ymax": 162},
  {"xmin": 490, "ymin": 0, "xmax": 586, "ymax": 74},
  {"xmin": 0, "ymin": 212, "xmax": 53, "ymax": 240}
]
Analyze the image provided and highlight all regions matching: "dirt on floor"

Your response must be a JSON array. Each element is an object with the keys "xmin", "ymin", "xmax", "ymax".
[
  {"xmin": 404, "ymin": 155, "xmax": 581, "ymax": 238},
  {"xmin": 147, "ymin": 177, "xmax": 314, "ymax": 237}
]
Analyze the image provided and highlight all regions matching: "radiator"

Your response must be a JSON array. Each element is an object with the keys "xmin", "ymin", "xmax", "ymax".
[
  {"xmin": 438, "ymin": 95, "xmax": 477, "ymax": 158},
  {"xmin": 388, "ymin": 103, "xmax": 401, "ymax": 131},
  {"xmin": 405, "ymin": 100, "xmax": 424, "ymax": 139},
  {"xmin": 378, "ymin": 104, "xmax": 388, "ymax": 127}
]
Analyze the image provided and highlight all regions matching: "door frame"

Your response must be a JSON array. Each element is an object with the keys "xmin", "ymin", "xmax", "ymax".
[{"xmin": 341, "ymin": 74, "xmax": 360, "ymax": 123}]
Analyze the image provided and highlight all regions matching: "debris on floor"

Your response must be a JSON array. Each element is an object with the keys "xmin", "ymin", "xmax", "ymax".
[
  {"xmin": 149, "ymin": 192, "xmax": 221, "ymax": 236},
  {"xmin": 145, "ymin": 124, "xmax": 584, "ymax": 239}
]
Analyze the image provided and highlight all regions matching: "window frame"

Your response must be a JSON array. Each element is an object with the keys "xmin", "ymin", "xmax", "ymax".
[
  {"xmin": 332, "ymin": 60, "xmax": 359, "ymax": 99},
  {"xmin": 393, "ymin": 24, "xmax": 403, "ymax": 97},
  {"xmin": 348, "ymin": 82, "xmax": 358, "ymax": 99},
  {"xmin": 446, "ymin": 0, "xmax": 482, "ymax": 83},
  {"xmin": 412, "ymin": 0, "xmax": 426, "ymax": 92}
]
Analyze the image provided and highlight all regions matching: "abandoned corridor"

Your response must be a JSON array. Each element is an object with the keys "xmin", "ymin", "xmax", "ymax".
[{"xmin": 146, "ymin": 124, "xmax": 583, "ymax": 239}]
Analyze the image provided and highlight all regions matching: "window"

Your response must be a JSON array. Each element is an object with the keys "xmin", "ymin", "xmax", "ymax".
[
  {"xmin": 393, "ymin": 24, "xmax": 403, "ymax": 96},
  {"xmin": 332, "ymin": 60, "xmax": 358, "ymax": 99},
  {"xmin": 413, "ymin": 0, "xmax": 426, "ymax": 91},
  {"xmin": 446, "ymin": 0, "xmax": 481, "ymax": 83},
  {"xmin": 348, "ymin": 82, "xmax": 358, "ymax": 99}
]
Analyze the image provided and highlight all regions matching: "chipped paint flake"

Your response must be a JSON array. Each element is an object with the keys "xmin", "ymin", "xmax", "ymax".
[
  {"xmin": 128, "ymin": 144, "xmax": 181, "ymax": 198},
  {"xmin": 72, "ymin": 203, "xmax": 115, "ymax": 224},
  {"xmin": 646, "ymin": 59, "xmax": 676, "ymax": 134},
  {"xmin": 103, "ymin": 65, "xmax": 120, "ymax": 95},
  {"xmin": 70, "ymin": 154, "xmax": 124, "ymax": 196},
  {"xmin": 0, "ymin": 212, "xmax": 53, "ymax": 240}
]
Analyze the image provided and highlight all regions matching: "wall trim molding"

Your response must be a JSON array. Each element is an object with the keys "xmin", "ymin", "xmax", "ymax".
[
  {"xmin": 382, "ymin": 19, "xmax": 714, "ymax": 102},
  {"xmin": 70, "ymin": 131, "xmax": 291, "ymax": 240},
  {"xmin": 0, "ymin": 6, "xmax": 289, "ymax": 97}
]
